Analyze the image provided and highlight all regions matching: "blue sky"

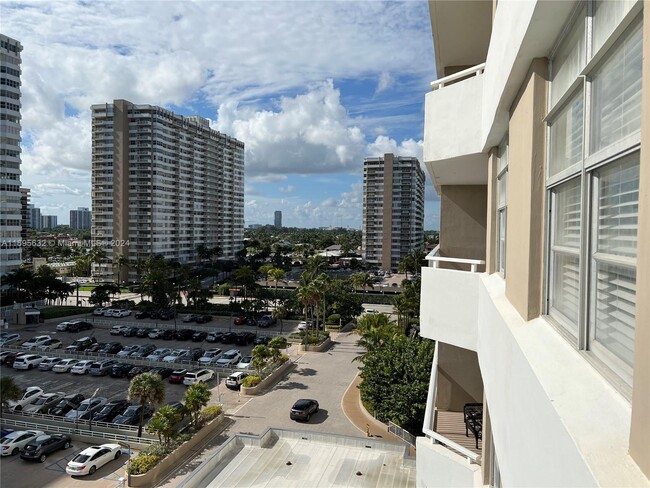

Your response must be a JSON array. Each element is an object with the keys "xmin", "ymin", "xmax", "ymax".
[{"xmin": 2, "ymin": 0, "xmax": 440, "ymax": 229}]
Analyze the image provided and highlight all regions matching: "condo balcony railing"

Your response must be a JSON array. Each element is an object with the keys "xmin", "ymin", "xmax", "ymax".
[
  {"xmin": 430, "ymin": 63, "xmax": 485, "ymax": 91},
  {"xmin": 425, "ymin": 245, "xmax": 485, "ymax": 273}
]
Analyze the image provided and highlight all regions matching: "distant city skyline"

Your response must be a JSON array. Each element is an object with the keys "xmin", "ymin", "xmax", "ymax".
[{"xmin": 0, "ymin": 1, "xmax": 440, "ymax": 230}]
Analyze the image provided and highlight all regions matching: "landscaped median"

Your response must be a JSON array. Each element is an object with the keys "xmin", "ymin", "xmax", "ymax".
[{"xmin": 240, "ymin": 359, "xmax": 295, "ymax": 395}]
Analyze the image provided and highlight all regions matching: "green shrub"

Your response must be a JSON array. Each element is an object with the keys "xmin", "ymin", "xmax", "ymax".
[
  {"xmin": 278, "ymin": 354, "xmax": 289, "ymax": 364},
  {"xmin": 325, "ymin": 324, "xmax": 341, "ymax": 330},
  {"xmin": 242, "ymin": 375, "xmax": 261, "ymax": 387},
  {"xmin": 326, "ymin": 314, "xmax": 341, "ymax": 324},
  {"xmin": 302, "ymin": 335, "xmax": 325, "ymax": 345},
  {"xmin": 40, "ymin": 306, "xmax": 93, "ymax": 319},
  {"xmin": 128, "ymin": 454, "xmax": 160, "ymax": 475},
  {"xmin": 201, "ymin": 405, "xmax": 223, "ymax": 422},
  {"xmin": 141, "ymin": 443, "xmax": 174, "ymax": 459}
]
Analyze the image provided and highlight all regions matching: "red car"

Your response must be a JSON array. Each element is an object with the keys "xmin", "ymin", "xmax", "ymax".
[
  {"xmin": 233, "ymin": 316, "xmax": 246, "ymax": 326},
  {"xmin": 168, "ymin": 369, "xmax": 188, "ymax": 384}
]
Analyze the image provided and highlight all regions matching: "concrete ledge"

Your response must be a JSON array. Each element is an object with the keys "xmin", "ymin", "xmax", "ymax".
[
  {"xmin": 298, "ymin": 336, "xmax": 332, "ymax": 352},
  {"xmin": 128, "ymin": 414, "xmax": 226, "ymax": 487},
  {"xmin": 240, "ymin": 360, "xmax": 295, "ymax": 396}
]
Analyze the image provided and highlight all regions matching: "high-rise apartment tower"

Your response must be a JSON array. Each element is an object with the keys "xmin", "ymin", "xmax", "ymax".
[
  {"xmin": 274, "ymin": 210, "xmax": 282, "ymax": 228},
  {"xmin": 418, "ymin": 1, "xmax": 649, "ymax": 486},
  {"xmin": 0, "ymin": 34, "xmax": 23, "ymax": 277},
  {"xmin": 91, "ymin": 100, "xmax": 244, "ymax": 282},
  {"xmin": 362, "ymin": 153, "xmax": 425, "ymax": 271},
  {"xmin": 70, "ymin": 207, "xmax": 91, "ymax": 230}
]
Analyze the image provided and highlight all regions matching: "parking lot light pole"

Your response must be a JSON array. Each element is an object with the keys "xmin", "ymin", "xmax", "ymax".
[{"xmin": 89, "ymin": 387, "xmax": 100, "ymax": 433}]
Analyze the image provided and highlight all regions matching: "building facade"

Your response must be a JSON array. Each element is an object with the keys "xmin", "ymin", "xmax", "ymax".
[
  {"xmin": 274, "ymin": 210, "xmax": 282, "ymax": 228},
  {"xmin": 418, "ymin": 1, "xmax": 649, "ymax": 486},
  {"xmin": 91, "ymin": 99, "xmax": 245, "ymax": 282},
  {"xmin": 41, "ymin": 215, "xmax": 57, "ymax": 228},
  {"xmin": 69, "ymin": 207, "xmax": 91, "ymax": 230},
  {"xmin": 0, "ymin": 34, "xmax": 22, "ymax": 277},
  {"xmin": 19, "ymin": 187, "xmax": 29, "ymax": 239},
  {"xmin": 362, "ymin": 153, "xmax": 425, "ymax": 271},
  {"xmin": 28, "ymin": 204, "xmax": 41, "ymax": 230}
]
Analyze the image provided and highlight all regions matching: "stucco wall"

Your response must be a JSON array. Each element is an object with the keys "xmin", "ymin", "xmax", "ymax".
[
  {"xmin": 504, "ymin": 58, "xmax": 547, "ymax": 321},
  {"xmin": 436, "ymin": 342, "xmax": 483, "ymax": 412}
]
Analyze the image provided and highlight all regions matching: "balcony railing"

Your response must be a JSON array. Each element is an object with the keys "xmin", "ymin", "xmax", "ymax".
[
  {"xmin": 430, "ymin": 63, "xmax": 485, "ymax": 91},
  {"xmin": 425, "ymin": 245, "xmax": 485, "ymax": 273}
]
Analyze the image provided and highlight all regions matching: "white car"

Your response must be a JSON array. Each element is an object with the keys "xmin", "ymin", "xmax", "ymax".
[
  {"xmin": 0, "ymin": 333, "xmax": 21, "ymax": 346},
  {"xmin": 38, "ymin": 357, "xmax": 63, "ymax": 371},
  {"xmin": 65, "ymin": 443, "xmax": 122, "ymax": 476},
  {"xmin": 52, "ymin": 358, "xmax": 79, "ymax": 373},
  {"xmin": 225, "ymin": 371, "xmax": 249, "ymax": 389},
  {"xmin": 297, "ymin": 321, "xmax": 313, "ymax": 331},
  {"xmin": 198, "ymin": 348, "xmax": 223, "ymax": 365},
  {"xmin": 93, "ymin": 307, "xmax": 107, "ymax": 316},
  {"xmin": 103, "ymin": 309, "xmax": 118, "ymax": 317},
  {"xmin": 146, "ymin": 348, "xmax": 172, "ymax": 361},
  {"xmin": 116, "ymin": 345, "xmax": 138, "ymax": 358},
  {"xmin": 147, "ymin": 329, "xmax": 163, "ymax": 339},
  {"xmin": 13, "ymin": 354, "xmax": 45, "ymax": 370},
  {"xmin": 1, "ymin": 430, "xmax": 45, "ymax": 456},
  {"xmin": 21, "ymin": 335, "xmax": 52, "ymax": 350},
  {"xmin": 113, "ymin": 309, "xmax": 131, "ymax": 317},
  {"xmin": 56, "ymin": 321, "xmax": 73, "ymax": 332},
  {"xmin": 37, "ymin": 339, "xmax": 63, "ymax": 351},
  {"xmin": 110, "ymin": 325, "xmax": 130, "ymax": 336},
  {"xmin": 215, "ymin": 349, "xmax": 242, "ymax": 367},
  {"xmin": 6, "ymin": 387, "xmax": 43, "ymax": 412},
  {"xmin": 183, "ymin": 368, "xmax": 215, "ymax": 385},
  {"xmin": 162, "ymin": 349, "xmax": 190, "ymax": 363},
  {"xmin": 236, "ymin": 355, "xmax": 253, "ymax": 370},
  {"xmin": 70, "ymin": 360, "xmax": 94, "ymax": 375}
]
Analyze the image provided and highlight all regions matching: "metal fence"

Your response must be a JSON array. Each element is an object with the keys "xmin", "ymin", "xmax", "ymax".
[
  {"xmin": 388, "ymin": 421, "xmax": 416, "ymax": 448},
  {"xmin": 7, "ymin": 410, "xmax": 142, "ymax": 434}
]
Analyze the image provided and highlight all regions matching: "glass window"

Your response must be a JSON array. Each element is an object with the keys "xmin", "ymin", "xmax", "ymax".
[
  {"xmin": 548, "ymin": 90, "xmax": 583, "ymax": 178},
  {"xmin": 590, "ymin": 19, "xmax": 643, "ymax": 154},
  {"xmin": 496, "ymin": 137, "xmax": 508, "ymax": 276},
  {"xmin": 550, "ymin": 6, "xmax": 586, "ymax": 107},
  {"xmin": 592, "ymin": 0, "xmax": 638, "ymax": 54}
]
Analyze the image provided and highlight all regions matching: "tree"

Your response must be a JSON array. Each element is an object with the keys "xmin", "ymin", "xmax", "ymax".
[
  {"xmin": 354, "ymin": 313, "xmax": 399, "ymax": 363},
  {"xmin": 147, "ymin": 405, "xmax": 181, "ymax": 446},
  {"xmin": 350, "ymin": 272, "xmax": 374, "ymax": 293},
  {"xmin": 184, "ymin": 383, "xmax": 211, "ymax": 429},
  {"xmin": 358, "ymin": 336, "xmax": 435, "ymax": 433},
  {"xmin": 114, "ymin": 253, "xmax": 130, "ymax": 285},
  {"xmin": 258, "ymin": 264, "xmax": 274, "ymax": 285},
  {"xmin": 128, "ymin": 372, "xmax": 166, "ymax": 437},
  {"xmin": 4, "ymin": 267, "xmax": 36, "ymax": 301},
  {"xmin": 0, "ymin": 377, "xmax": 21, "ymax": 415},
  {"xmin": 268, "ymin": 267, "xmax": 286, "ymax": 308}
]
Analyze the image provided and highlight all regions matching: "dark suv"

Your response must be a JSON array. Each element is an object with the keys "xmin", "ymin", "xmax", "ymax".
[
  {"xmin": 65, "ymin": 336, "xmax": 97, "ymax": 352},
  {"xmin": 48, "ymin": 393, "xmax": 85, "ymax": 416},
  {"xmin": 93, "ymin": 399, "xmax": 131, "ymax": 423}
]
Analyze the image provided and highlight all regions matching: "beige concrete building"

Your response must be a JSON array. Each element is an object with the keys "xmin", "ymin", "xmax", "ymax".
[
  {"xmin": 418, "ymin": 0, "xmax": 649, "ymax": 486},
  {"xmin": 0, "ymin": 34, "xmax": 23, "ymax": 278},
  {"xmin": 362, "ymin": 153, "xmax": 425, "ymax": 271},
  {"xmin": 91, "ymin": 100, "xmax": 244, "ymax": 282}
]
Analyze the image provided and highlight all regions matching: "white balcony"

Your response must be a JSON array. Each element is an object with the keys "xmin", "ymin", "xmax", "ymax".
[
  {"xmin": 419, "ymin": 249, "xmax": 484, "ymax": 352},
  {"xmin": 424, "ymin": 66, "xmax": 488, "ymax": 190}
]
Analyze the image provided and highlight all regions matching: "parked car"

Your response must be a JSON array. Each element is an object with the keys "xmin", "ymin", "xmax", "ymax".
[
  {"xmin": 65, "ymin": 336, "xmax": 97, "ymax": 352},
  {"xmin": 109, "ymin": 325, "xmax": 130, "ymax": 336},
  {"xmin": 1, "ymin": 430, "xmax": 45, "ymax": 456},
  {"xmin": 160, "ymin": 329, "xmax": 176, "ymax": 340},
  {"xmin": 134, "ymin": 311, "xmax": 150, "ymax": 319},
  {"xmin": 36, "ymin": 339, "xmax": 63, "ymax": 352},
  {"xmin": 21, "ymin": 335, "xmax": 52, "ymax": 350},
  {"xmin": 159, "ymin": 310, "xmax": 175, "ymax": 320},
  {"xmin": 22, "ymin": 392, "xmax": 66, "ymax": 414},
  {"xmin": 65, "ymin": 443, "xmax": 122, "ymax": 476},
  {"xmin": 38, "ymin": 357, "xmax": 63, "ymax": 371},
  {"xmin": 20, "ymin": 433, "xmax": 72, "ymax": 462},
  {"xmin": 146, "ymin": 348, "xmax": 172, "ymax": 361},
  {"xmin": 225, "ymin": 371, "xmax": 249, "ymax": 389},
  {"xmin": 220, "ymin": 332, "xmax": 236, "ymax": 344},
  {"xmin": 127, "ymin": 365, "xmax": 151, "ymax": 379},
  {"xmin": 66, "ymin": 320, "xmax": 93, "ymax": 333},
  {"xmin": 121, "ymin": 327, "xmax": 138, "ymax": 337},
  {"xmin": 148, "ymin": 329, "xmax": 163, "ymax": 339},
  {"xmin": 195, "ymin": 315, "xmax": 211, "ymax": 324},
  {"xmin": 206, "ymin": 331, "xmax": 224, "ymax": 343},
  {"xmin": 245, "ymin": 317, "xmax": 258, "ymax": 327},
  {"xmin": 98, "ymin": 342, "xmax": 123, "ymax": 354},
  {"xmin": 6, "ymin": 387, "xmax": 43, "ymax": 412},
  {"xmin": 52, "ymin": 358, "xmax": 79, "ymax": 373},
  {"xmin": 163, "ymin": 349, "xmax": 190, "ymax": 363},
  {"xmin": 215, "ymin": 349, "xmax": 242, "ymax": 368},
  {"xmin": 13, "ymin": 354, "xmax": 45, "ymax": 370},
  {"xmin": 90, "ymin": 359, "xmax": 119, "ymax": 376},
  {"xmin": 234, "ymin": 332, "xmax": 255, "ymax": 345},
  {"xmin": 236, "ymin": 355, "xmax": 253, "ymax": 370},
  {"xmin": 109, "ymin": 362, "xmax": 135, "ymax": 378},
  {"xmin": 103, "ymin": 309, "xmax": 118, "ymax": 317},
  {"xmin": 113, "ymin": 405, "xmax": 153, "ymax": 426},
  {"xmin": 85, "ymin": 342, "xmax": 106, "ymax": 353},
  {"xmin": 70, "ymin": 359, "xmax": 94, "ymax": 375},
  {"xmin": 297, "ymin": 320, "xmax": 313, "ymax": 331},
  {"xmin": 114, "ymin": 309, "xmax": 132, "ymax": 318},
  {"xmin": 48, "ymin": 393, "xmax": 85, "ymax": 416},
  {"xmin": 93, "ymin": 400, "xmax": 131, "ymax": 423},
  {"xmin": 149, "ymin": 366, "xmax": 173, "ymax": 379},
  {"xmin": 183, "ymin": 368, "xmax": 214, "ymax": 385},
  {"xmin": 0, "ymin": 333, "xmax": 21, "ymax": 346},
  {"xmin": 174, "ymin": 329, "xmax": 194, "ymax": 341},
  {"xmin": 65, "ymin": 397, "xmax": 108, "ymax": 420},
  {"xmin": 233, "ymin": 316, "xmax": 246, "ymax": 325},
  {"xmin": 253, "ymin": 336, "xmax": 270, "ymax": 346},
  {"xmin": 56, "ymin": 321, "xmax": 73, "ymax": 332},
  {"xmin": 191, "ymin": 331, "xmax": 207, "ymax": 342},
  {"xmin": 258, "ymin": 315, "xmax": 277, "ymax": 328},
  {"xmin": 290, "ymin": 399, "xmax": 319, "ymax": 421},
  {"xmin": 168, "ymin": 369, "xmax": 188, "ymax": 384},
  {"xmin": 187, "ymin": 348, "xmax": 204, "ymax": 361},
  {"xmin": 93, "ymin": 307, "xmax": 107, "ymax": 316},
  {"xmin": 198, "ymin": 348, "xmax": 223, "ymax": 365},
  {"xmin": 135, "ymin": 328, "xmax": 150, "ymax": 338},
  {"xmin": 3, "ymin": 352, "xmax": 25, "ymax": 368},
  {"xmin": 182, "ymin": 314, "xmax": 199, "ymax": 323},
  {"xmin": 116, "ymin": 345, "xmax": 139, "ymax": 358},
  {"xmin": 130, "ymin": 344, "xmax": 157, "ymax": 359}
]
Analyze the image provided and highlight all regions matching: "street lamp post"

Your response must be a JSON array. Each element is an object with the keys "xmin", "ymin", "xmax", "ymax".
[{"xmin": 89, "ymin": 387, "xmax": 100, "ymax": 433}]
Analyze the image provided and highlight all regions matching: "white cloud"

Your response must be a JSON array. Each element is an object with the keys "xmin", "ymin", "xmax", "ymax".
[
  {"xmin": 279, "ymin": 185, "xmax": 296, "ymax": 193},
  {"xmin": 366, "ymin": 135, "xmax": 424, "ymax": 162},
  {"xmin": 376, "ymin": 72, "xmax": 394, "ymax": 94},
  {"xmin": 31, "ymin": 183, "xmax": 83, "ymax": 197}
]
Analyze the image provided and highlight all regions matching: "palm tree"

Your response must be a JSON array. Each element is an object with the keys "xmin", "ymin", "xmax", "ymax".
[
  {"xmin": 304, "ymin": 255, "xmax": 329, "ymax": 281},
  {"xmin": 128, "ymin": 372, "xmax": 166, "ymax": 437},
  {"xmin": 353, "ymin": 313, "xmax": 398, "ymax": 363},
  {"xmin": 0, "ymin": 377, "xmax": 22, "ymax": 416},
  {"xmin": 268, "ymin": 267, "xmax": 286, "ymax": 309},
  {"xmin": 350, "ymin": 272, "xmax": 374, "ymax": 294},
  {"xmin": 114, "ymin": 253, "xmax": 130, "ymax": 285}
]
